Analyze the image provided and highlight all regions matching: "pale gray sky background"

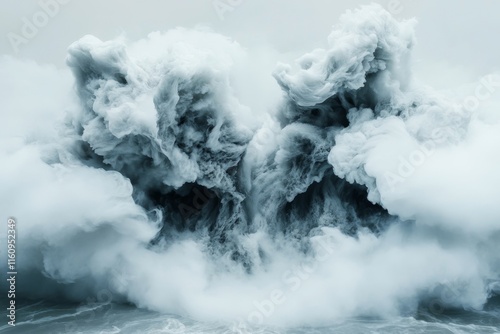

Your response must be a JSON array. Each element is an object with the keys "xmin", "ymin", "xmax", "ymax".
[{"xmin": 0, "ymin": 0, "xmax": 499, "ymax": 88}]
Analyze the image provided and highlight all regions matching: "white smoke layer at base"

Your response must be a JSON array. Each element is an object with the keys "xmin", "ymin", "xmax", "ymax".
[{"xmin": 0, "ymin": 4, "xmax": 499, "ymax": 328}]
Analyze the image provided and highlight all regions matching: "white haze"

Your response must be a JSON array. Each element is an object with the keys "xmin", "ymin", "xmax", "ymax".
[{"xmin": 1, "ymin": 4, "xmax": 500, "ymax": 328}]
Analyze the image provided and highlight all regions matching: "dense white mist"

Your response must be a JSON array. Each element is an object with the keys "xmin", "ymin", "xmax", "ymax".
[{"xmin": 1, "ymin": 4, "xmax": 499, "ymax": 328}]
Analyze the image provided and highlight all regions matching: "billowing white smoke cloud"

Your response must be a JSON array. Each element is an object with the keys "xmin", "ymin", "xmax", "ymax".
[
  {"xmin": 273, "ymin": 5, "xmax": 415, "ymax": 108},
  {"xmin": 1, "ymin": 3, "xmax": 500, "ymax": 328}
]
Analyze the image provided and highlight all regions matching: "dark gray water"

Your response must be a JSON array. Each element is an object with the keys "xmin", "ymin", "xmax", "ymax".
[{"xmin": 1, "ymin": 299, "xmax": 499, "ymax": 334}]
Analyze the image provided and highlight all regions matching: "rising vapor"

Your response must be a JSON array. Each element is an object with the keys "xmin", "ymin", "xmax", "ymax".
[{"xmin": 1, "ymin": 4, "xmax": 500, "ymax": 327}]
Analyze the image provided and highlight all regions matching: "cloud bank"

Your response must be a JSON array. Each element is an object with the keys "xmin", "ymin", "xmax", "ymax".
[{"xmin": 1, "ymin": 4, "xmax": 499, "ymax": 327}]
